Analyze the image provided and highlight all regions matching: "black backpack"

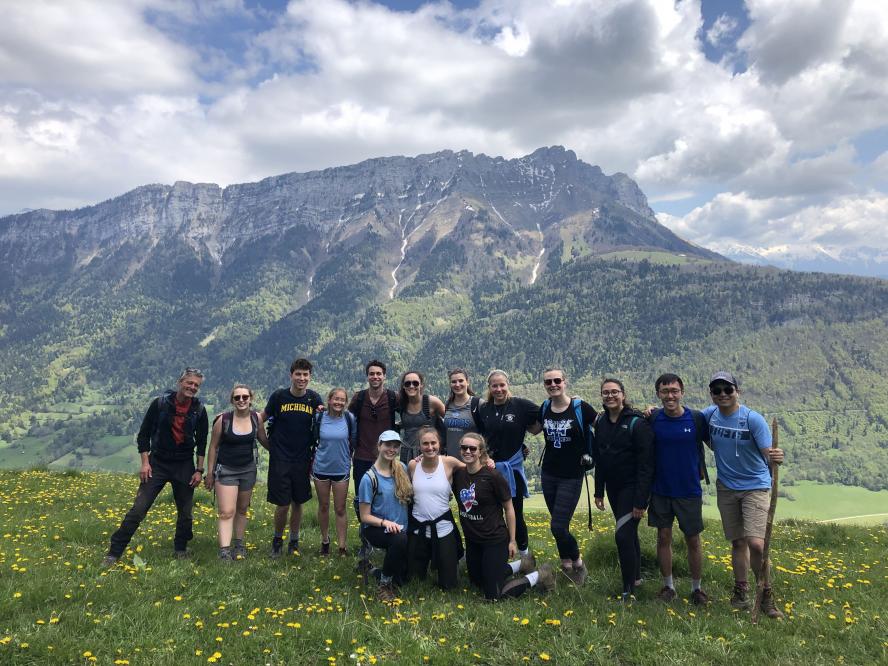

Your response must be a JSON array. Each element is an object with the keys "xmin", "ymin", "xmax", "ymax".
[{"xmin": 352, "ymin": 388, "xmax": 398, "ymax": 432}]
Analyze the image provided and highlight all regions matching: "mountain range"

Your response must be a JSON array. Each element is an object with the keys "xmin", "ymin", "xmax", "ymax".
[{"xmin": 1, "ymin": 147, "xmax": 886, "ymax": 491}]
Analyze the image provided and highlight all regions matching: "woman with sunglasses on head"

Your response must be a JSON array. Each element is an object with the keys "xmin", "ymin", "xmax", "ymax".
[
  {"xmin": 443, "ymin": 368, "xmax": 482, "ymax": 458},
  {"xmin": 475, "ymin": 369, "xmax": 541, "ymax": 558},
  {"xmin": 205, "ymin": 384, "xmax": 269, "ymax": 560},
  {"xmin": 539, "ymin": 368, "xmax": 598, "ymax": 585},
  {"xmin": 358, "ymin": 430, "xmax": 413, "ymax": 602},
  {"xmin": 592, "ymin": 378, "xmax": 655, "ymax": 601},
  {"xmin": 407, "ymin": 426, "xmax": 466, "ymax": 590},
  {"xmin": 451, "ymin": 432, "xmax": 556, "ymax": 600},
  {"xmin": 397, "ymin": 370, "xmax": 445, "ymax": 465},
  {"xmin": 312, "ymin": 387, "xmax": 357, "ymax": 557}
]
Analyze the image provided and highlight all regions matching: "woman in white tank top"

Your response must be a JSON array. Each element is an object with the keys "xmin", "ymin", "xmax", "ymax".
[{"xmin": 407, "ymin": 426, "xmax": 467, "ymax": 590}]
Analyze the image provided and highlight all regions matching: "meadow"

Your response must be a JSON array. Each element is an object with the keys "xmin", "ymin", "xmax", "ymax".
[{"xmin": 0, "ymin": 469, "xmax": 885, "ymax": 665}]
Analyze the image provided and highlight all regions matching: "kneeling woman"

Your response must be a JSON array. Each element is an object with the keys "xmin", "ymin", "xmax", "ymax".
[
  {"xmin": 451, "ymin": 433, "xmax": 556, "ymax": 600},
  {"xmin": 205, "ymin": 384, "xmax": 269, "ymax": 560},
  {"xmin": 593, "ymin": 378, "xmax": 655, "ymax": 601},
  {"xmin": 358, "ymin": 430, "xmax": 413, "ymax": 601},
  {"xmin": 407, "ymin": 426, "xmax": 465, "ymax": 590}
]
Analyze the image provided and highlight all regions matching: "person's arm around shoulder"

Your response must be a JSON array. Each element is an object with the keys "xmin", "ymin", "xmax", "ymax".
[
  {"xmin": 429, "ymin": 395, "xmax": 446, "ymax": 418},
  {"xmin": 136, "ymin": 397, "xmax": 160, "ymax": 482},
  {"xmin": 204, "ymin": 416, "xmax": 223, "ymax": 489}
]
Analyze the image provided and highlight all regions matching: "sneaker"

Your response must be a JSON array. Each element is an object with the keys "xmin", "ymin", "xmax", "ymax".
[
  {"xmin": 173, "ymin": 550, "xmax": 189, "ymax": 560},
  {"xmin": 759, "ymin": 587, "xmax": 784, "ymax": 619},
  {"xmin": 232, "ymin": 543, "xmax": 247, "ymax": 560},
  {"xmin": 377, "ymin": 582, "xmax": 397, "ymax": 602},
  {"xmin": 519, "ymin": 552, "xmax": 537, "ymax": 575},
  {"xmin": 219, "ymin": 547, "xmax": 233, "ymax": 561},
  {"xmin": 287, "ymin": 539, "xmax": 299, "ymax": 556},
  {"xmin": 338, "ymin": 547, "xmax": 349, "ymax": 557},
  {"xmin": 270, "ymin": 536, "xmax": 284, "ymax": 559},
  {"xmin": 566, "ymin": 562, "xmax": 587, "ymax": 586},
  {"xmin": 691, "ymin": 588, "xmax": 710, "ymax": 605},
  {"xmin": 536, "ymin": 563, "xmax": 557, "ymax": 594},
  {"xmin": 730, "ymin": 582, "xmax": 751, "ymax": 610},
  {"xmin": 101, "ymin": 554, "xmax": 119, "ymax": 567},
  {"xmin": 657, "ymin": 586, "xmax": 677, "ymax": 603},
  {"xmin": 319, "ymin": 541, "xmax": 330, "ymax": 556}
]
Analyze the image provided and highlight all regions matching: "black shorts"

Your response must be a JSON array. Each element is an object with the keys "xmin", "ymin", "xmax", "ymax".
[
  {"xmin": 647, "ymin": 494, "xmax": 704, "ymax": 537},
  {"xmin": 267, "ymin": 457, "xmax": 312, "ymax": 506}
]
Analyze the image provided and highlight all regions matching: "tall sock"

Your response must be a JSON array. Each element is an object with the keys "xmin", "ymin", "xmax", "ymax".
[
  {"xmin": 692, "ymin": 579, "xmax": 702, "ymax": 592},
  {"xmin": 525, "ymin": 571, "xmax": 539, "ymax": 587},
  {"xmin": 274, "ymin": 531, "xmax": 284, "ymax": 539},
  {"xmin": 509, "ymin": 560, "xmax": 521, "ymax": 575},
  {"xmin": 663, "ymin": 575, "xmax": 674, "ymax": 589}
]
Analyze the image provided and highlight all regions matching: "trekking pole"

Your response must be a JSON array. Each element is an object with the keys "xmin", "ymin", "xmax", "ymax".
[
  {"xmin": 752, "ymin": 418, "xmax": 780, "ymax": 624},
  {"xmin": 585, "ymin": 473, "xmax": 593, "ymax": 530}
]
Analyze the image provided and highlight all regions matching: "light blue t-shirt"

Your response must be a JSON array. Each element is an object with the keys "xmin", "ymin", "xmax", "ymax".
[
  {"xmin": 358, "ymin": 463, "xmax": 409, "ymax": 527},
  {"xmin": 703, "ymin": 405, "xmax": 772, "ymax": 491},
  {"xmin": 313, "ymin": 413, "xmax": 352, "ymax": 476}
]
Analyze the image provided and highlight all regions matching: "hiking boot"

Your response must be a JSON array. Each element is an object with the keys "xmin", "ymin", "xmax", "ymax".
[
  {"xmin": 563, "ymin": 562, "xmax": 587, "ymax": 586},
  {"xmin": 691, "ymin": 588, "xmax": 710, "ymax": 605},
  {"xmin": 759, "ymin": 587, "xmax": 784, "ymax": 619},
  {"xmin": 319, "ymin": 540, "xmax": 330, "ymax": 556},
  {"xmin": 219, "ymin": 547, "xmax": 233, "ymax": 562},
  {"xmin": 173, "ymin": 550, "xmax": 189, "ymax": 560},
  {"xmin": 101, "ymin": 554, "xmax": 119, "ymax": 568},
  {"xmin": 377, "ymin": 582, "xmax": 397, "ymax": 603},
  {"xmin": 657, "ymin": 586, "xmax": 677, "ymax": 603},
  {"xmin": 287, "ymin": 539, "xmax": 299, "ymax": 556},
  {"xmin": 730, "ymin": 582, "xmax": 751, "ymax": 610},
  {"xmin": 536, "ymin": 563, "xmax": 557, "ymax": 594},
  {"xmin": 232, "ymin": 543, "xmax": 247, "ymax": 560},
  {"xmin": 518, "ymin": 552, "xmax": 537, "ymax": 575},
  {"xmin": 270, "ymin": 536, "xmax": 284, "ymax": 559}
]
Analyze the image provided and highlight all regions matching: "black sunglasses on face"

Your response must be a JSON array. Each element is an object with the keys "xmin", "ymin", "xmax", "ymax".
[
  {"xmin": 232, "ymin": 395, "xmax": 250, "ymax": 402},
  {"xmin": 403, "ymin": 380, "xmax": 420, "ymax": 388},
  {"xmin": 543, "ymin": 378, "xmax": 563, "ymax": 386},
  {"xmin": 460, "ymin": 445, "xmax": 478, "ymax": 452},
  {"xmin": 710, "ymin": 386, "xmax": 736, "ymax": 396}
]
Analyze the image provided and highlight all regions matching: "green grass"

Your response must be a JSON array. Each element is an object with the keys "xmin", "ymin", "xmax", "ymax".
[{"xmin": 0, "ymin": 470, "xmax": 885, "ymax": 665}]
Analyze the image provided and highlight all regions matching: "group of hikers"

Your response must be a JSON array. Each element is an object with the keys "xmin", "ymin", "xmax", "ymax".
[{"xmin": 101, "ymin": 359, "xmax": 784, "ymax": 617}]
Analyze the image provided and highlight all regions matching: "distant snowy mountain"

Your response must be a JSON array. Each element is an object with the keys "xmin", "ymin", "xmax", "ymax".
[{"xmin": 713, "ymin": 243, "xmax": 888, "ymax": 279}]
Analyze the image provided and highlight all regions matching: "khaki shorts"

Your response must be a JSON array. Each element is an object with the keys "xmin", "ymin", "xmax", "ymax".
[{"xmin": 716, "ymin": 480, "xmax": 770, "ymax": 541}]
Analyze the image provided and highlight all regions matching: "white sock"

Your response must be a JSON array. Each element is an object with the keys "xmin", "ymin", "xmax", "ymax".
[
  {"xmin": 509, "ymin": 560, "xmax": 521, "ymax": 575},
  {"xmin": 519, "ymin": 548, "xmax": 530, "ymax": 557},
  {"xmin": 692, "ymin": 579, "xmax": 702, "ymax": 591},
  {"xmin": 525, "ymin": 571, "xmax": 539, "ymax": 587},
  {"xmin": 663, "ymin": 575, "xmax": 674, "ymax": 589},
  {"xmin": 573, "ymin": 558, "xmax": 584, "ymax": 569}
]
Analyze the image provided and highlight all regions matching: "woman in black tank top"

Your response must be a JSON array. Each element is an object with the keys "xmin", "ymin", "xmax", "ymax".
[{"xmin": 205, "ymin": 383, "xmax": 270, "ymax": 560}]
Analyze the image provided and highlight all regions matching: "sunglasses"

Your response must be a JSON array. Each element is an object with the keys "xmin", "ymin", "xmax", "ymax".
[
  {"xmin": 601, "ymin": 389, "xmax": 622, "ymax": 397},
  {"xmin": 232, "ymin": 394, "xmax": 251, "ymax": 402},
  {"xmin": 403, "ymin": 380, "xmax": 421, "ymax": 388},
  {"xmin": 710, "ymin": 386, "xmax": 736, "ymax": 396},
  {"xmin": 543, "ymin": 377, "xmax": 563, "ymax": 386},
  {"xmin": 460, "ymin": 445, "xmax": 479, "ymax": 452}
]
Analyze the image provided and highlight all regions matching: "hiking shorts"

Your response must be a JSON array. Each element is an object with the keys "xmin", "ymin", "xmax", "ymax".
[
  {"xmin": 215, "ymin": 463, "xmax": 257, "ymax": 490},
  {"xmin": 267, "ymin": 457, "xmax": 312, "ymax": 506},
  {"xmin": 647, "ymin": 494, "xmax": 704, "ymax": 537},
  {"xmin": 716, "ymin": 480, "xmax": 770, "ymax": 541}
]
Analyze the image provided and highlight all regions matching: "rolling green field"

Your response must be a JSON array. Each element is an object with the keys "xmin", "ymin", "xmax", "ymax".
[{"xmin": 0, "ymin": 469, "xmax": 885, "ymax": 665}]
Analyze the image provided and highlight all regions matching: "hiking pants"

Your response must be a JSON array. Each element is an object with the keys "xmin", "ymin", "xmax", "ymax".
[
  {"xmin": 108, "ymin": 456, "xmax": 195, "ymax": 557},
  {"xmin": 363, "ymin": 525, "xmax": 409, "ymax": 585},
  {"xmin": 606, "ymin": 484, "xmax": 642, "ymax": 594},
  {"xmin": 541, "ymin": 471, "xmax": 583, "ymax": 561}
]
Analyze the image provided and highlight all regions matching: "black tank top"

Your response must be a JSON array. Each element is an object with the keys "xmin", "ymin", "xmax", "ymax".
[{"xmin": 218, "ymin": 412, "xmax": 258, "ymax": 468}]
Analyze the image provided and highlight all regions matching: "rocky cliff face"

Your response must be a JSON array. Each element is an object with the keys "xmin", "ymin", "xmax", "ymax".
[{"xmin": 0, "ymin": 146, "xmax": 716, "ymax": 296}]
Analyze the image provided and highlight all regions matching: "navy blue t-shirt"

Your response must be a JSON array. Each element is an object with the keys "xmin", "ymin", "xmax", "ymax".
[
  {"xmin": 264, "ymin": 388, "xmax": 323, "ymax": 463},
  {"xmin": 651, "ymin": 408, "xmax": 702, "ymax": 498}
]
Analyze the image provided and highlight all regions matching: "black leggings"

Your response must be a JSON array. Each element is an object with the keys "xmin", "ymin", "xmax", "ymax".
[
  {"xmin": 541, "ymin": 471, "xmax": 582, "ymax": 561},
  {"xmin": 465, "ymin": 538, "xmax": 529, "ymax": 600},
  {"xmin": 407, "ymin": 529, "xmax": 460, "ymax": 590},
  {"xmin": 363, "ymin": 525, "xmax": 409, "ymax": 585},
  {"xmin": 511, "ymin": 472, "xmax": 529, "ymax": 552},
  {"xmin": 606, "ymin": 484, "xmax": 641, "ymax": 594}
]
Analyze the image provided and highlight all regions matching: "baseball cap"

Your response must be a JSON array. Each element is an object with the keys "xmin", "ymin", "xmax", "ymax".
[
  {"xmin": 709, "ymin": 371, "xmax": 739, "ymax": 388},
  {"xmin": 378, "ymin": 430, "xmax": 402, "ymax": 443}
]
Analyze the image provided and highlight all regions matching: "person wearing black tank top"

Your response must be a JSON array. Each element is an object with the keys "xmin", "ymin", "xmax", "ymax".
[{"xmin": 205, "ymin": 384, "xmax": 269, "ymax": 560}]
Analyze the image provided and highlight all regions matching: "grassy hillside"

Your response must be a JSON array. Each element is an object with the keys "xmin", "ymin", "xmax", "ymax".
[{"xmin": 0, "ymin": 470, "xmax": 885, "ymax": 665}]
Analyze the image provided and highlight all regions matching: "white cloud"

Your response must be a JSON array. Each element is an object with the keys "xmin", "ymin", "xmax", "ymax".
[{"xmin": 706, "ymin": 13, "xmax": 739, "ymax": 47}]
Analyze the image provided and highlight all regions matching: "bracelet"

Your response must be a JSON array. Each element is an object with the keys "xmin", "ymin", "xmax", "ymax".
[
  {"xmin": 379, "ymin": 519, "xmax": 385, "ymax": 528},
  {"xmin": 195, "ymin": 468, "xmax": 205, "ymax": 474}
]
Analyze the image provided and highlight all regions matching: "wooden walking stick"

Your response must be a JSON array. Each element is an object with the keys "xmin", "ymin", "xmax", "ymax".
[{"xmin": 752, "ymin": 417, "xmax": 780, "ymax": 624}]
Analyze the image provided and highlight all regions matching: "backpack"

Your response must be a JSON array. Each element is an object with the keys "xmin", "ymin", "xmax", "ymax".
[
  {"xmin": 154, "ymin": 390, "xmax": 202, "ymax": 447},
  {"xmin": 214, "ymin": 410, "xmax": 261, "ymax": 467},
  {"xmin": 647, "ymin": 408, "xmax": 710, "ymax": 485},
  {"xmin": 397, "ymin": 394, "xmax": 446, "ymax": 440},
  {"xmin": 539, "ymin": 398, "xmax": 595, "ymax": 467},
  {"xmin": 312, "ymin": 410, "xmax": 357, "ymax": 455},
  {"xmin": 352, "ymin": 388, "xmax": 398, "ymax": 431}
]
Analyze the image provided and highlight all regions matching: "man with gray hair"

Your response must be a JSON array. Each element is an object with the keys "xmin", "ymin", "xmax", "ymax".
[{"xmin": 102, "ymin": 368, "xmax": 209, "ymax": 565}]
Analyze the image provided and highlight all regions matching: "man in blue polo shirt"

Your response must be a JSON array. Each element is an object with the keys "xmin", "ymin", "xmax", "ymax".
[
  {"xmin": 647, "ymin": 373, "xmax": 710, "ymax": 605},
  {"xmin": 703, "ymin": 371, "xmax": 784, "ymax": 619}
]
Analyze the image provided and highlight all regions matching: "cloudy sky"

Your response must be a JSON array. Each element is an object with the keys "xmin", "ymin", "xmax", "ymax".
[{"xmin": 2, "ymin": 0, "xmax": 887, "ymax": 272}]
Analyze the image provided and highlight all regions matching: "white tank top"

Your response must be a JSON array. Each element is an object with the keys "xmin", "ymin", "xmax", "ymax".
[{"xmin": 411, "ymin": 457, "xmax": 454, "ymax": 538}]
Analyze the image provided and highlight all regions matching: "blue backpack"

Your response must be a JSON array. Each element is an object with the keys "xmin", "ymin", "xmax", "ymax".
[{"xmin": 539, "ymin": 398, "xmax": 595, "ymax": 465}]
